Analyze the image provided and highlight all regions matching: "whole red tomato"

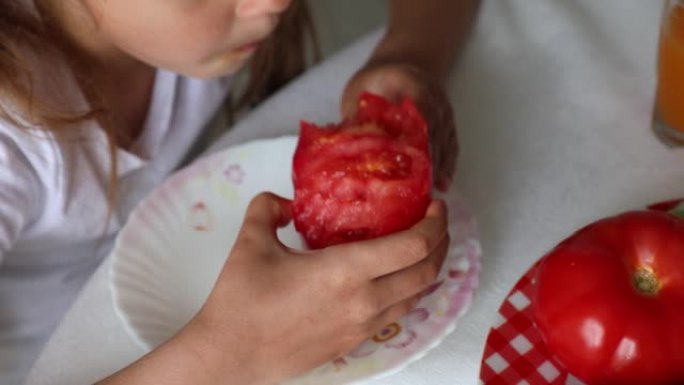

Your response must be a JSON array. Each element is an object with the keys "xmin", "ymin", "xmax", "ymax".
[
  {"xmin": 292, "ymin": 92, "xmax": 432, "ymax": 249},
  {"xmin": 533, "ymin": 210, "xmax": 684, "ymax": 385}
]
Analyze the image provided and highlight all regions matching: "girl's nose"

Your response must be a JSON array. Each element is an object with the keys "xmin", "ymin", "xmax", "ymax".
[{"xmin": 236, "ymin": 0, "xmax": 293, "ymax": 17}]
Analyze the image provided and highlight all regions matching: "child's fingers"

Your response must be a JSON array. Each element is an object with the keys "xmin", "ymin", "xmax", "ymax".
[
  {"xmin": 371, "ymin": 232, "xmax": 449, "ymax": 310},
  {"xmin": 435, "ymin": 115, "xmax": 458, "ymax": 192},
  {"xmin": 335, "ymin": 200, "xmax": 448, "ymax": 280},
  {"xmin": 239, "ymin": 192, "xmax": 293, "ymax": 242}
]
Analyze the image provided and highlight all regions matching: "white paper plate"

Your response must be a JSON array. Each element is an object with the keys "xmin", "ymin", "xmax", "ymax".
[{"xmin": 110, "ymin": 135, "xmax": 481, "ymax": 384}]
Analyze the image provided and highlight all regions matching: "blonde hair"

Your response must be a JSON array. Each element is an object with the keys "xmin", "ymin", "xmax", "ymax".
[
  {"xmin": 0, "ymin": 1, "xmax": 100, "ymax": 130},
  {"xmin": 0, "ymin": 0, "xmax": 318, "ymax": 207},
  {"xmin": 234, "ymin": 0, "xmax": 319, "ymax": 112}
]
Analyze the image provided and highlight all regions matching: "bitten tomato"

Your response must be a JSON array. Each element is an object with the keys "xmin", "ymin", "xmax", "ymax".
[
  {"xmin": 292, "ymin": 92, "xmax": 432, "ymax": 249},
  {"xmin": 533, "ymin": 210, "xmax": 684, "ymax": 385}
]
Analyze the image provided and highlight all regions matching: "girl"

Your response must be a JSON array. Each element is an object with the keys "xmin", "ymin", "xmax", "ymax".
[{"xmin": 0, "ymin": 0, "xmax": 478, "ymax": 384}]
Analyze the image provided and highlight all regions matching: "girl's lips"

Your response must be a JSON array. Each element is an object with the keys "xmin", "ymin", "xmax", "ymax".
[{"xmin": 235, "ymin": 41, "xmax": 261, "ymax": 53}]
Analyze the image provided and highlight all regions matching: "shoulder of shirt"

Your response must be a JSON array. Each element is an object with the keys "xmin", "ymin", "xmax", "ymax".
[{"xmin": 0, "ymin": 112, "xmax": 62, "ymax": 159}]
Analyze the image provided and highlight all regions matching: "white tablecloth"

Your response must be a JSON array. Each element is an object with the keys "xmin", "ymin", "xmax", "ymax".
[{"xmin": 27, "ymin": 1, "xmax": 683, "ymax": 384}]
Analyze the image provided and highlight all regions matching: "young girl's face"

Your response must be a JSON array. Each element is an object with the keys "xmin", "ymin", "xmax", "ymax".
[{"xmin": 80, "ymin": 0, "xmax": 292, "ymax": 78}]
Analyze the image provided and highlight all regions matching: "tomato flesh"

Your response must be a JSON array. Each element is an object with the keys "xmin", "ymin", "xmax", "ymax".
[{"xmin": 292, "ymin": 92, "xmax": 432, "ymax": 249}]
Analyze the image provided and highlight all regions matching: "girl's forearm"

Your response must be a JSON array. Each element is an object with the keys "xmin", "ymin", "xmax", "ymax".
[
  {"xmin": 371, "ymin": 0, "xmax": 481, "ymax": 80},
  {"xmin": 96, "ymin": 319, "xmax": 265, "ymax": 385}
]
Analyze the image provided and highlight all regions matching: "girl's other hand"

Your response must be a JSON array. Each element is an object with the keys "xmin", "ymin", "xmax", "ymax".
[
  {"xmin": 191, "ymin": 192, "xmax": 449, "ymax": 385},
  {"xmin": 341, "ymin": 61, "xmax": 458, "ymax": 192}
]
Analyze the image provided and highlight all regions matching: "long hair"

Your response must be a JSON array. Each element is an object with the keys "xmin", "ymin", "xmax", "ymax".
[
  {"xmin": 0, "ymin": 0, "xmax": 318, "ymax": 208},
  {"xmin": 0, "ymin": 1, "xmax": 101, "ymax": 130},
  {"xmin": 234, "ymin": 0, "xmax": 319, "ymax": 113}
]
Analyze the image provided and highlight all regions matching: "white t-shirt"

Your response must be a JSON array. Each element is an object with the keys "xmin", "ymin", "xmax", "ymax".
[{"xmin": 0, "ymin": 69, "xmax": 232, "ymax": 384}]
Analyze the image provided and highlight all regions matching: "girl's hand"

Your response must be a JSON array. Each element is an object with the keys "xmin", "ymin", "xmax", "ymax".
[
  {"xmin": 342, "ymin": 60, "xmax": 458, "ymax": 192},
  {"xmin": 191, "ymin": 192, "xmax": 449, "ymax": 385}
]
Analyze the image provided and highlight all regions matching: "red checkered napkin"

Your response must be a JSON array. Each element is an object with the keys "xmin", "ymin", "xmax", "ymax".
[{"xmin": 478, "ymin": 260, "xmax": 586, "ymax": 385}]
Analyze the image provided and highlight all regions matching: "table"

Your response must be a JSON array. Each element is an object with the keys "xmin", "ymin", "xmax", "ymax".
[{"xmin": 28, "ymin": 1, "xmax": 683, "ymax": 384}]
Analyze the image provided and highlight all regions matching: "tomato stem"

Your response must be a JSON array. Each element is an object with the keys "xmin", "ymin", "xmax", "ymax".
[
  {"xmin": 633, "ymin": 268, "xmax": 660, "ymax": 296},
  {"xmin": 668, "ymin": 206, "xmax": 684, "ymax": 219}
]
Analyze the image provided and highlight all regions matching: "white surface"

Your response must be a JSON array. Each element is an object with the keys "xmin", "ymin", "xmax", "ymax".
[
  {"xmin": 28, "ymin": 1, "xmax": 684, "ymax": 384},
  {"xmin": 309, "ymin": 0, "xmax": 386, "ymax": 58},
  {"xmin": 110, "ymin": 136, "xmax": 480, "ymax": 385}
]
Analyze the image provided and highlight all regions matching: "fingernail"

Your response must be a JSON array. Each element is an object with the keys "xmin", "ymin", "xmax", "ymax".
[{"xmin": 428, "ymin": 199, "xmax": 447, "ymax": 216}]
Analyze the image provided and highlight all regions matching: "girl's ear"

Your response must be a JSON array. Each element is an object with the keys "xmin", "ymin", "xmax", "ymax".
[{"xmin": 236, "ymin": 0, "xmax": 293, "ymax": 18}]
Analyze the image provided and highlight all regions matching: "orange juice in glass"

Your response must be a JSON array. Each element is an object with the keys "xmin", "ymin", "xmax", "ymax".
[{"xmin": 655, "ymin": 0, "xmax": 684, "ymax": 144}]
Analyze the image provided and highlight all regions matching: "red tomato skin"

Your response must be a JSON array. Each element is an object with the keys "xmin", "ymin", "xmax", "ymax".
[
  {"xmin": 533, "ymin": 210, "xmax": 684, "ymax": 385},
  {"xmin": 292, "ymin": 92, "xmax": 432, "ymax": 249}
]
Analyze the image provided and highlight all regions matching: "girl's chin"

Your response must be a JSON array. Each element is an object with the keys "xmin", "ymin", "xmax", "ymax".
[{"xmin": 181, "ymin": 52, "xmax": 252, "ymax": 79}]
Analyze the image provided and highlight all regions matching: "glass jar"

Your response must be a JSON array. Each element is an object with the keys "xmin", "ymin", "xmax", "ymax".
[{"xmin": 654, "ymin": 0, "xmax": 684, "ymax": 145}]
